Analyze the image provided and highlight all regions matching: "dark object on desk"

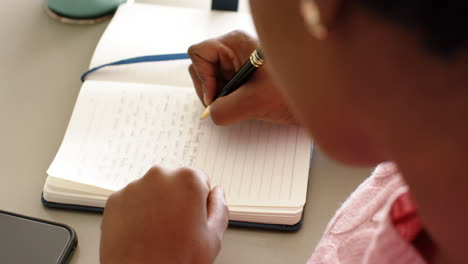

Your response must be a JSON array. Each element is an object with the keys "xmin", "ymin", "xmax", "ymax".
[
  {"xmin": 212, "ymin": 0, "xmax": 239, "ymax": 11},
  {"xmin": 0, "ymin": 210, "xmax": 77, "ymax": 264}
]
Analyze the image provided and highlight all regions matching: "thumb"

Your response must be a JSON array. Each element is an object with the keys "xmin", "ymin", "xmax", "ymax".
[
  {"xmin": 209, "ymin": 67, "xmax": 272, "ymax": 125},
  {"xmin": 207, "ymin": 186, "xmax": 229, "ymax": 232},
  {"xmin": 210, "ymin": 83, "xmax": 261, "ymax": 125}
]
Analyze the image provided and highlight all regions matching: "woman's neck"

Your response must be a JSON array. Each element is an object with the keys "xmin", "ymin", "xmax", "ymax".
[{"xmin": 387, "ymin": 114, "xmax": 468, "ymax": 263}]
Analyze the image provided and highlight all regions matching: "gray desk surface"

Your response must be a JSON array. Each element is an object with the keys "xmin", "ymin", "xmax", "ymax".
[{"xmin": 0, "ymin": 1, "xmax": 371, "ymax": 263}]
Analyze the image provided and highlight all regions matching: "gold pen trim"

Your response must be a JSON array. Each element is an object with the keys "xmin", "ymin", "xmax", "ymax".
[{"xmin": 250, "ymin": 49, "xmax": 265, "ymax": 68}]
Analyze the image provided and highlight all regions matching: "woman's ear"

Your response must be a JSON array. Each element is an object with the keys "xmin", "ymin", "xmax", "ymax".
[{"xmin": 300, "ymin": 0, "xmax": 342, "ymax": 40}]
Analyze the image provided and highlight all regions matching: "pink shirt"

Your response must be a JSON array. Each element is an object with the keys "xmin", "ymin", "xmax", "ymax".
[{"xmin": 308, "ymin": 162, "xmax": 427, "ymax": 263}]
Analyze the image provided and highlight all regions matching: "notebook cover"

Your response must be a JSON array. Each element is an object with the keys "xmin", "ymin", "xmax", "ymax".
[{"xmin": 41, "ymin": 194, "xmax": 303, "ymax": 232}]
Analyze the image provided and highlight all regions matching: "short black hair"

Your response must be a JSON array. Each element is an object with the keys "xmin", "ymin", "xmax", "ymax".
[{"xmin": 356, "ymin": 0, "xmax": 468, "ymax": 56}]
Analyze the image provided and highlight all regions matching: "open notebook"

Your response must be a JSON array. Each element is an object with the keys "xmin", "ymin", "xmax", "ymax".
[{"xmin": 43, "ymin": 3, "xmax": 313, "ymax": 231}]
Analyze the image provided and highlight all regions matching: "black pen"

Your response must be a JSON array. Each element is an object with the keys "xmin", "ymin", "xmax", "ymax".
[{"xmin": 200, "ymin": 48, "xmax": 265, "ymax": 119}]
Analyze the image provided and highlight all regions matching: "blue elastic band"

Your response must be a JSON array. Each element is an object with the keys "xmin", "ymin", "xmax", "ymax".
[{"xmin": 80, "ymin": 53, "xmax": 190, "ymax": 82}]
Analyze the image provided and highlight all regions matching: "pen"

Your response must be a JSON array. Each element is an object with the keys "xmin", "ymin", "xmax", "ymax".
[{"xmin": 200, "ymin": 47, "xmax": 265, "ymax": 119}]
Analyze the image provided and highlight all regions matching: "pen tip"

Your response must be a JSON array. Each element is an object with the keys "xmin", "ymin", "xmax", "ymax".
[{"xmin": 200, "ymin": 106, "xmax": 211, "ymax": 120}]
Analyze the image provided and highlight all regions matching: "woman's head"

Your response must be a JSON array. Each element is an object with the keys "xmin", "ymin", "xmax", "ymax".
[
  {"xmin": 357, "ymin": 0, "xmax": 468, "ymax": 56},
  {"xmin": 249, "ymin": 2, "xmax": 468, "ymax": 260},
  {"xmin": 250, "ymin": 0, "xmax": 468, "ymax": 166}
]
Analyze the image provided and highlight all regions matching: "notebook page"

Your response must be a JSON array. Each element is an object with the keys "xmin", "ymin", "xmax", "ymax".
[
  {"xmin": 48, "ymin": 80, "xmax": 312, "ymax": 207},
  {"xmin": 87, "ymin": 3, "xmax": 256, "ymax": 88},
  {"xmin": 194, "ymin": 121, "xmax": 311, "ymax": 207},
  {"xmin": 48, "ymin": 80, "xmax": 204, "ymax": 190},
  {"xmin": 135, "ymin": 0, "xmax": 250, "ymax": 13}
]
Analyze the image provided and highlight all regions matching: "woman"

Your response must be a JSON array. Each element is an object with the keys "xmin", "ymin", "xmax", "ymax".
[{"xmin": 100, "ymin": 0, "xmax": 468, "ymax": 263}]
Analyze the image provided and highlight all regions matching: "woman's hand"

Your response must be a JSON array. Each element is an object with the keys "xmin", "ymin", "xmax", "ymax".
[
  {"xmin": 100, "ymin": 166, "xmax": 228, "ymax": 264},
  {"xmin": 188, "ymin": 30, "xmax": 297, "ymax": 125}
]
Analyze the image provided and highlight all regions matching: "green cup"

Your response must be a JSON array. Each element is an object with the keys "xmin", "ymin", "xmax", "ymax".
[{"xmin": 46, "ymin": 0, "xmax": 127, "ymax": 19}]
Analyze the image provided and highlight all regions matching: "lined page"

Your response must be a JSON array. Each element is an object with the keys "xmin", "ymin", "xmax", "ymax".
[
  {"xmin": 48, "ymin": 80, "xmax": 205, "ymax": 190},
  {"xmin": 48, "ymin": 80, "xmax": 312, "ymax": 207},
  {"xmin": 194, "ymin": 121, "xmax": 311, "ymax": 207}
]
